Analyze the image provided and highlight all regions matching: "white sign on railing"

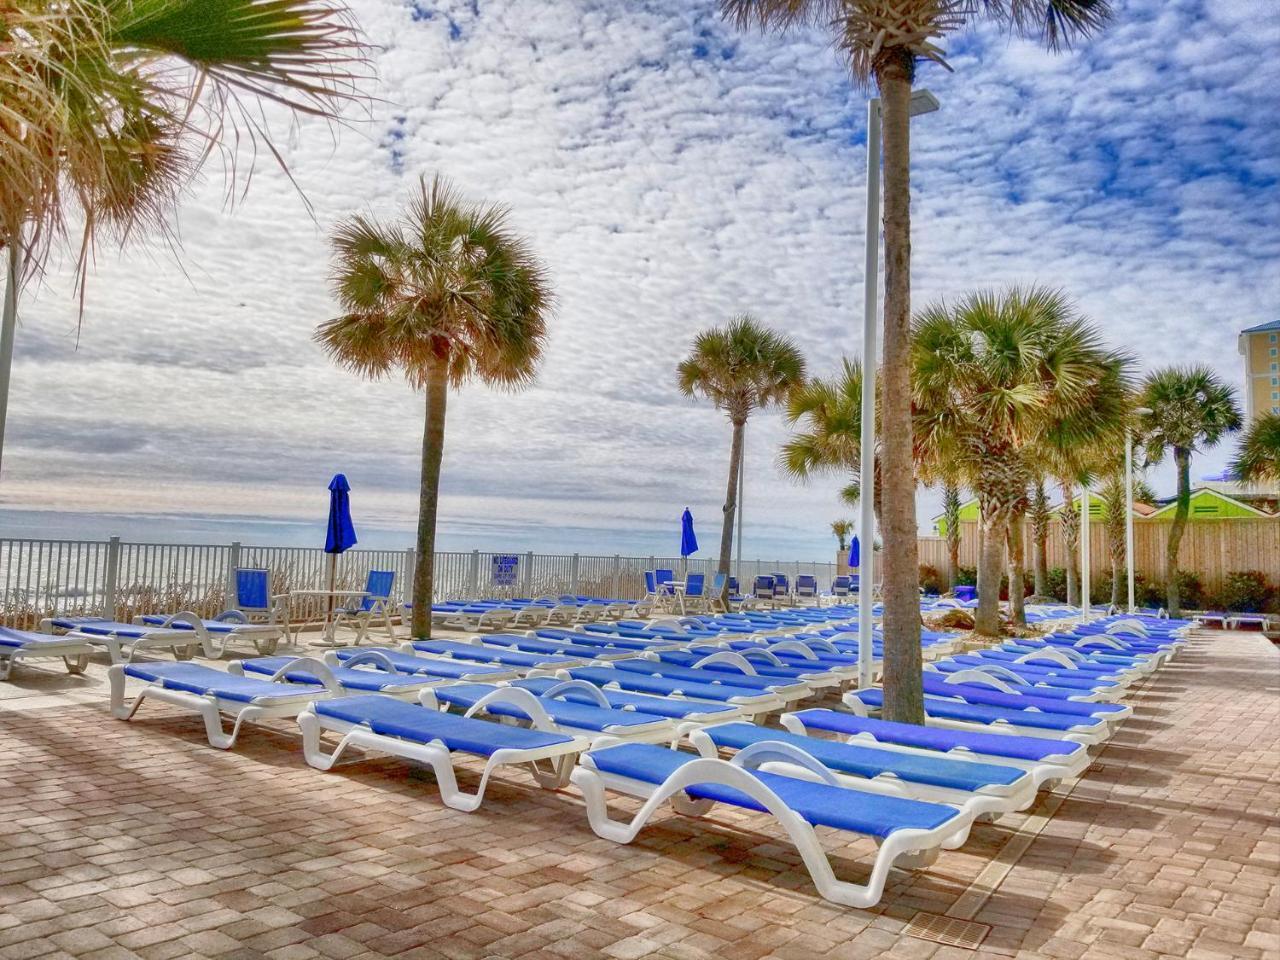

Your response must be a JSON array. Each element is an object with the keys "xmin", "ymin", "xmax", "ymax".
[{"xmin": 491, "ymin": 554, "xmax": 519, "ymax": 587}]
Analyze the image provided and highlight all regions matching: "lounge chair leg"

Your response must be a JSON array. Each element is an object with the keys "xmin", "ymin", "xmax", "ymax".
[
  {"xmin": 63, "ymin": 654, "xmax": 89, "ymax": 675},
  {"xmin": 0, "ymin": 658, "xmax": 10, "ymax": 680}
]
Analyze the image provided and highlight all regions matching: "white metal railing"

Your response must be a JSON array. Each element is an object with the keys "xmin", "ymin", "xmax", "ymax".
[{"xmin": 0, "ymin": 536, "xmax": 842, "ymax": 628}]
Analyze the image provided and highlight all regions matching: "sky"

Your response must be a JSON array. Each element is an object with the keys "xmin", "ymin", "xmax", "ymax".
[{"xmin": 3, "ymin": 0, "xmax": 1278, "ymax": 559}]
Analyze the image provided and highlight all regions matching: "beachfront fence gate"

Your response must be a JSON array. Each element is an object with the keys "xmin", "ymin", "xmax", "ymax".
[{"xmin": 0, "ymin": 537, "xmax": 842, "ymax": 629}]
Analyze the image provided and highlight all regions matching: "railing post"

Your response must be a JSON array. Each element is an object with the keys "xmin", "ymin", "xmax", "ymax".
[
  {"xmin": 226, "ymin": 541, "xmax": 241, "ymax": 610},
  {"xmin": 523, "ymin": 551, "xmax": 534, "ymax": 597},
  {"xmin": 570, "ymin": 553, "xmax": 580, "ymax": 594},
  {"xmin": 103, "ymin": 537, "xmax": 121, "ymax": 621},
  {"xmin": 612, "ymin": 555, "xmax": 621, "ymax": 598},
  {"xmin": 469, "ymin": 550, "xmax": 480, "ymax": 598},
  {"xmin": 403, "ymin": 548, "xmax": 415, "ymax": 604}
]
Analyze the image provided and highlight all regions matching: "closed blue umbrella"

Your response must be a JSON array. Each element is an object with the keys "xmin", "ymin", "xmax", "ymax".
[
  {"xmin": 323, "ymin": 474, "xmax": 358, "ymax": 643},
  {"xmin": 680, "ymin": 508, "xmax": 699, "ymax": 558},
  {"xmin": 848, "ymin": 535, "xmax": 860, "ymax": 570},
  {"xmin": 325, "ymin": 474, "xmax": 358, "ymax": 554}
]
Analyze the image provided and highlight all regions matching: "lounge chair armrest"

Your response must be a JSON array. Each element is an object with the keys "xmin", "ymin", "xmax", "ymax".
[
  {"xmin": 341, "ymin": 650, "xmax": 400, "ymax": 675},
  {"xmin": 268, "ymin": 657, "xmax": 343, "ymax": 695},
  {"xmin": 462, "ymin": 687, "xmax": 559, "ymax": 733},
  {"xmin": 692, "ymin": 651, "xmax": 758, "ymax": 675},
  {"xmin": 538, "ymin": 679, "xmax": 610, "ymax": 708},
  {"xmin": 216, "ymin": 610, "xmax": 250, "ymax": 624}
]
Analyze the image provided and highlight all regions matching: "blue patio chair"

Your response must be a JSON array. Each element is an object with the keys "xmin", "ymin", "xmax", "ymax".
[
  {"xmin": 683, "ymin": 573, "xmax": 706, "ymax": 612},
  {"xmin": 795, "ymin": 575, "xmax": 819, "ymax": 605},
  {"xmin": 231, "ymin": 568, "xmax": 288, "ymax": 626},
  {"xmin": 753, "ymin": 575, "xmax": 776, "ymax": 607},
  {"xmin": 771, "ymin": 574, "xmax": 791, "ymax": 606},
  {"xmin": 333, "ymin": 569, "xmax": 398, "ymax": 644},
  {"xmin": 831, "ymin": 575, "xmax": 853, "ymax": 598}
]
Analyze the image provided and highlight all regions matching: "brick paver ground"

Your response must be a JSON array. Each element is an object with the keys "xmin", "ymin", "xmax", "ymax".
[{"xmin": 1, "ymin": 630, "xmax": 1277, "ymax": 959}]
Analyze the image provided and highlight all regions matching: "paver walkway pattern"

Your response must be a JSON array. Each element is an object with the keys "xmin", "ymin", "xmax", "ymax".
[{"xmin": 0, "ymin": 631, "xmax": 1276, "ymax": 960}]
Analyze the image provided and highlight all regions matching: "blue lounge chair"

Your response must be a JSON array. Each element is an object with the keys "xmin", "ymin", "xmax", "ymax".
[
  {"xmin": 230, "ymin": 651, "xmax": 445, "ymax": 700},
  {"xmin": 513, "ymin": 676, "xmax": 742, "ymax": 724},
  {"xmin": 652, "ymin": 648, "xmax": 843, "ymax": 689},
  {"xmin": 846, "ymin": 688, "xmax": 1109, "ymax": 746},
  {"xmin": 326, "ymin": 647, "xmax": 520, "ymax": 682},
  {"xmin": 421, "ymin": 682, "xmax": 677, "ymax": 744},
  {"xmin": 572, "ymin": 741, "xmax": 972, "ymax": 908},
  {"xmin": 919, "ymin": 673, "xmax": 1131, "ymax": 724},
  {"xmin": 795, "ymin": 575, "xmax": 819, "ymax": 605},
  {"xmin": 42, "ymin": 616, "xmax": 204, "ymax": 663},
  {"xmin": 830, "ymin": 576, "xmax": 853, "ymax": 599},
  {"xmin": 403, "ymin": 639, "xmax": 580, "ymax": 671},
  {"xmin": 133, "ymin": 610, "xmax": 284, "ymax": 657},
  {"xmin": 109, "ymin": 660, "xmax": 336, "ymax": 748},
  {"xmin": 297, "ymin": 694, "xmax": 591, "ymax": 811},
  {"xmin": 610, "ymin": 657, "xmax": 812, "ymax": 704},
  {"xmin": 332, "ymin": 569, "xmax": 397, "ymax": 643},
  {"xmin": 781, "ymin": 708, "xmax": 1091, "ymax": 789},
  {"xmin": 688, "ymin": 721, "xmax": 1036, "ymax": 817},
  {"xmin": 0, "ymin": 626, "xmax": 96, "ymax": 680},
  {"xmin": 564, "ymin": 666, "xmax": 784, "ymax": 718}
]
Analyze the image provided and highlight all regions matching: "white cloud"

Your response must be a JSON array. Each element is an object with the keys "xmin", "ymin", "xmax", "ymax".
[{"xmin": 3, "ymin": 0, "xmax": 1275, "ymax": 558}]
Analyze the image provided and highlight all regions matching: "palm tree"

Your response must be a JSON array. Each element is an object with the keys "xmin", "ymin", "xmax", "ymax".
[
  {"xmin": 913, "ymin": 287, "xmax": 1131, "ymax": 636},
  {"xmin": 780, "ymin": 357, "xmax": 880, "ymax": 516},
  {"xmin": 1027, "ymin": 478, "xmax": 1051, "ymax": 597},
  {"xmin": 1096, "ymin": 461, "xmax": 1155, "ymax": 608},
  {"xmin": 721, "ymin": 0, "xmax": 1112, "ymax": 723},
  {"xmin": 1138, "ymin": 366, "xmax": 1242, "ymax": 617},
  {"xmin": 1, "ymin": 0, "xmax": 368, "ymax": 475},
  {"xmin": 1231, "ymin": 412, "xmax": 1280, "ymax": 486},
  {"xmin": 830, "ymin": 519, "xmax": 854, "ymax": 552},
  {"xmin": 317, "ymin": 175, "xmax": 552, "ymax": 638},
  {"xmin": 679, "ymin": 316, "xmax": 806, "ymax": 589},
  {"xmin": 941, "ymin": 477, "xmax": 963, "ymax": 591}
]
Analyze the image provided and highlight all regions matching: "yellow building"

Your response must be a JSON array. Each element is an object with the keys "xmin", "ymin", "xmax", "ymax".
[{"xmin": 1239, "ymin": 319, "xmax": 1280, "ymax": 420}]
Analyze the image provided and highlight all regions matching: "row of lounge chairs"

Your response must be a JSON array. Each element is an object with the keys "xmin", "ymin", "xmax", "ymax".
[{"xmin": 84, "ymin": 603, "xmax": 1190, "ymax": 909}]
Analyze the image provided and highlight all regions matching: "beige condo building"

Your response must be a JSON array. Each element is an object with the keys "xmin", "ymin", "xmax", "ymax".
[{"xmin": 1239, "ymin": 319, "xmax": 1280, "ymax": 420}]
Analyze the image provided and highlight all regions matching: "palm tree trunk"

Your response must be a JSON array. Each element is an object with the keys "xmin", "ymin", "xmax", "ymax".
[
  {"xmin": 875, "ymin": 55, "xmax": 923, "ymax": 726},
  {"xmin": 1060, "ymin": 481, "xmax": 1079, "ymax": 605},
  {"xmin": 1007, "ymin": 511, "xmax": 1026, "ymax": 627},
  {"xmin": 976, "ymin": 509, "xmax": 1005, "ymax": 636},
  {"xmin": 0, "ymin": 234, "xmax": 22, "ymax": 479},
  {"xmin": 943, "ymin": 479, "xmax": 961, "ymax": 592},
  {"xmin": 410, "ymin": 367, "xmax": 449, "ymax": 639},
  {"xmin": 718, "ymin": 418, "xmax": 745, "ymax": 586},
  {"xmin": 1166, "ymin": 446, "xmax": 1191, "ymax": 617}
]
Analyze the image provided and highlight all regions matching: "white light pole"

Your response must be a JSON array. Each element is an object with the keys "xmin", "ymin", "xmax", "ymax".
[
  {"xmin": 857, "ymin": 89, "xmax": 938, "ymax": 688},
  {"xmin": 1126, "ymin": 406, "xmax": 1153, "ymax": 612},
  {"xmin": 1080, "ymin": 484, "xmax": 1091, "ymax": 617}
]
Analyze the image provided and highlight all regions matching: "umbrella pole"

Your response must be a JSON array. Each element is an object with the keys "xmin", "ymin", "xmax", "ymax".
[{"xmin": 326, "ymin": 553, "xmax": 336, "ymax": 643}]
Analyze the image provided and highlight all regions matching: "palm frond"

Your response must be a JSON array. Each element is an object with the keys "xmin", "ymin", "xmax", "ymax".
[{"xmin": 1229, "ymin": 412, "xmax": 1280, "ymax": 485}]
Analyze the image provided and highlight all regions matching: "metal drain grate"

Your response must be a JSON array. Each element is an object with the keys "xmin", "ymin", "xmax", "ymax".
[{"xmin": 903, "ymin": 911, "xmax": 991, "ymax": 950}]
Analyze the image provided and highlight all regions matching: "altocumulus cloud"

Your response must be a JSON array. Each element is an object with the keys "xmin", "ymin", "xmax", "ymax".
[{"xmin": 4, "ymin": 0, "xmax": 1277, "ymax": 556}]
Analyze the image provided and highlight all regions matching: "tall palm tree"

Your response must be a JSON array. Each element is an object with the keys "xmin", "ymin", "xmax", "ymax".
[
  {"xmin": 1, "ymin": 0, "xmax": 367, "ymax": 476},
  {"xmin": 1027, "ymin": 478, "xmax": 1051, "ymax": 596},
  {"xmin": 780, "ymin": 357, "xmax": 880, "ymax": 516},
  {"xmin": 830, "ymin": 518, "xmax": 854, "ymax": 552},
  {"xmin": 1006, "ymin": 495, "xmax": 1030, "ymax": 625},
  {"xmin": 721, "ymin": 0, "xmax": 1112, "ymax": 723},
  {"xmin": 913, "ymin": 287, "xmax": 1131, "ymax": 636},
  {"xmin": 941, "ymin": 476, "xmax": 963, "ymax": 591},
  {"xmin": 1096, "ymin": 461, "xmax": 1155, "ymax": 608},
  {"xmin": 1231, "ymin": 412, "xmax": 1280, "ymax": 486},
  {"xmin": 317, "ymin": 175, "xmax": 553, "ymax": 638},
  {"xmin": 679, "ymin": 316, "xmax": 806, "ymax": 589},
  {"xmin": 1138, "ymin": 366, "xmax": 1242, "ymax": 617}
]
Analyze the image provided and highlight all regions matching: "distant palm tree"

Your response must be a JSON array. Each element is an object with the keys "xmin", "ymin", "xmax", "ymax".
[
  {"xmin": 317, "ymin": 175, "xmax": 552, "ymax": 638},
  {"xmin": 1231, "ymin": 412, "xmax": 1280, "ymax": 486},
  {"xmin": 679, "ymin": 316, "xmax": 805, "ymax": 588},
  {"xmin": 1096, "ymin": 462, "xmax": 1155, "ymax": 608},
  {"xmin": 1, "ymin": 0, "xmax": 368, "ymax": 475},
  {"xmin": 1027, "ymin": 478, "xmax": 1051, "ymax": 596},
  {"xmin": 830, "ymin": 519, "xmax": 854, "ymax": 552},
  {"xmin": 721, "ymin": 0, "xmax": 1113, "ymax": 722},
  {"xmin": 913, "ymin": 287, "xmax": 1131, "ymax": 635},
  {"xmin": 780, "ymin": 357, "xmax": 879, "ymax": 515},
  {"xmin": 940, "ymin": 476, "xmax": 963, "ymax": 591},
  {"xmin": 1138, "ymin": 366, "xmax": 1242, "ymax": 617}
]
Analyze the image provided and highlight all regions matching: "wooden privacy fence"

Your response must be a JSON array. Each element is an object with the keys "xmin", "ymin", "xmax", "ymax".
[{"xmin": 918, "ymin": 518, "xmax": 1280, "ymax": 590}]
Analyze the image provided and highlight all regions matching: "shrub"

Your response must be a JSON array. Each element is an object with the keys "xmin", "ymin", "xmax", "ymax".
[
  {"xmin": 1216, "ymin": 571, "xmax": 1272, "ymax": 614},
  {"xmin": 1045, "ymin": 567, "xmax": 1068, "ymax": 603},
  {"xmin": 918, "ymin": 564, "xmax": 944, "ymax": 596},
  {"xmin": 1173, "ymin": 571, "xmax": 1204, "ymax": 610},
  {"xmin": 953, "ymin": 566, "xmax": 977, "ymax": 587},
  {"xmin": 1135, "ymin": 575, "xmax": 1165, "ymax": 610}
]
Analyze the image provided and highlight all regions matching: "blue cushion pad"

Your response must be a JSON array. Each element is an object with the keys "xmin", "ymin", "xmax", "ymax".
[
  {"xmin": 587, "ymin": 744, "xmax": 957, "ymax": 838},
  {"xmin": 51, "ymin": 618, "xmax": 153, "ymax": 638},
  {"xmin": 431, "ymin": 683, "xmax": 666, "ymax": 732},
  {"xmin": 314, "ymin": 695, "xmax": 573, "ymax": 754},
  {"xmin": 482, "ymin": 634, "xmax": 608, "ymax": 658},
  {"xmin": 410, "ymin": 640, "xmax": 574, "ymax": 668},
  {"xmin": 513, "ymin": 678, "xmax": 736, "ymax": 720},
  {"xmin": 706, "ymin": 723, "xmax": 1023, "ymax": 789},
  {"xmin": 921, "ymin": 676, "xmax": 1123, "ymax": 717},
  {"xmin": 612, "ymin": 659, "xmax": 795, "ymax": 693},
  {"xmin": 240, "ymin": 657, "xmax": 427, "ymax": 691},
  {"xmin": 663, "ymin": 649, "xmax": 826, "ymax": 680},
  {"xmin": 568, "ymin": 667, "xmax": 767, "ymax": 704},
  {"xmin": 855, "ymin": 689, "xmax": 1101, "ymax": 732},
  {"xmin": 0, "ymin": 626, "xmax": 90, "ymax": 649},
  {"xmin": 789, "ymin": 709, "xmax": 1084, "ymax": 764},
  {"xmin": 123, "ymin": 662, "xmax": 324, "ymax": 703}
]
